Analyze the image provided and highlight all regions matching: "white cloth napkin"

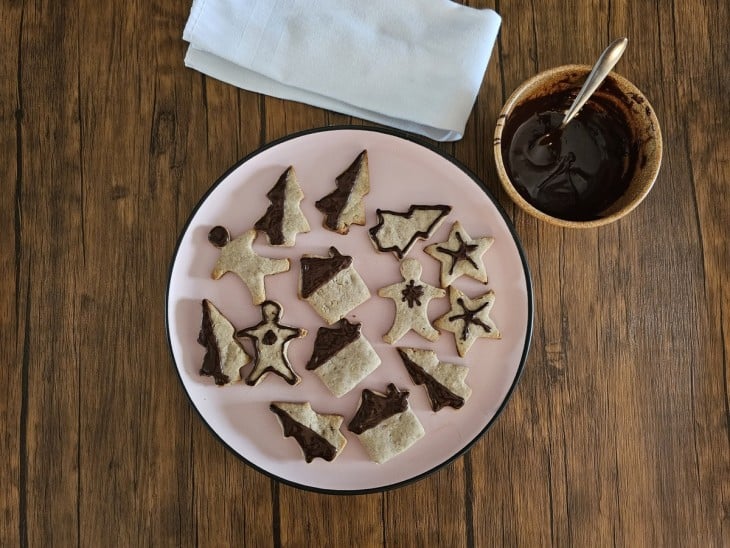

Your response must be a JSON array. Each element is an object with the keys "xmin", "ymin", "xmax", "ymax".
[{"xmin": 183, "ymin": 0, "xmax": 501, "ymax": 141}]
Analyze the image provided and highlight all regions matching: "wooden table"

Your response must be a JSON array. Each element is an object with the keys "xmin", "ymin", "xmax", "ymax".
[{"xmin": 2, "ymin": 1, "xmax": 727, "ymax": 545}]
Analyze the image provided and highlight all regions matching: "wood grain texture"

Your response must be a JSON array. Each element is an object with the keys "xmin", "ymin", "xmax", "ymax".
[{"xmin": 1, "ymin": 0, "xmax": 727, "ymax": 546}]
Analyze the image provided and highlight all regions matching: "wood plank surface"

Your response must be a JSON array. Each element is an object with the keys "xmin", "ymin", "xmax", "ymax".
[{"xmin": 1, "ymin": 0, "xmax": 727, "ymax": 546}]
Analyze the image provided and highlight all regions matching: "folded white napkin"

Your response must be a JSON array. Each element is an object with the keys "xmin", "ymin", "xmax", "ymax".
[{"xmin": 183, "ymin": 0, "xmax": 500, "ymax": 141}]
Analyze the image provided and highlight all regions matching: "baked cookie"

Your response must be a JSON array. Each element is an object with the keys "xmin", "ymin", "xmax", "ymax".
[
  {"xmin": 435, "ymin": 287, "xmax": 501, "ymax": 357},
  {"xmin": 306, "ymin": 318, "xmax": 381, "ymax": 397},
  {"xmin": 396, "ymin": 347, "xmax": 472, "ymax": 411},
  {"xmin": 269, "ymin": 402, "xmax": 347, "ymax": 463},
  {"xmin": 377, "ymin": 258, "xmax": 445, "ymax": 344},
  {"xmin": 209, "ymin": 227, "xmax": 289, "ymax": 305},
  {"xmin": 425, "ymin": 221, "xmax": 494, "ymax": 286},
  {"xmin": 369, "ymin": 205, "xmax": 451, "ymax": 259},
  {"xmin": 348, "ymin": 384, "xmax": 425, "ymax": 464},
  {"xmin": 254, "ymin": 166, "xmax": 310, "ymax": 247},
  {"xmin": 198, "ymin": 299, "xmax": 251, "ymax": 386},
  {"xmin": 236, "ymin": 301, "xmax": 306, "ymax": 386},
  {"xmin": 315, "ymin": 150, "xmax": 369, "ymax": 234},
  {"xmin": 299, "ymin": 247, "xmax": 370, "ymax": 324}
]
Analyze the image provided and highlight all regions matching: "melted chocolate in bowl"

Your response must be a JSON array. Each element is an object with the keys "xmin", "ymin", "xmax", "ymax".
[{"xmin": 501, "ymin": 80, "xmax": 639, "ymax": 222}]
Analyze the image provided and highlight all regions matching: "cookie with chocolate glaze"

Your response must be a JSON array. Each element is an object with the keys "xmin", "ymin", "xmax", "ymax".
[
  {"xmin": 306, "ymin": 319, "xmax": 381, "ymax": 397},
  {"xmin": 270, "ymin": 402, "xmax": 347, "ymax": 463},
  {"xmin": 299, "ymin": 247, "xmax": 370, "ymax": 324},
  {"xmin": 236, "ymin": 301, "xmax": 306, "ymax": 386},
  {"xmin": 348, "ymin": 384, "xmax": 425, "ymax": 464},
  {"xmin": 435, "ymin": 287, "xmax": 501, "ymax": 357},
  {"xmin": 396, "ymin": 347, "xmax": 472, "ymax": 412},
  {"xmin": 209, "ymin": 227, "xmax": 289, "ymax": 305},
  {"xmin": 369, "ymin": 205, "xmax": 451, "ymax": 259},
  {"xmin": 315, "ymin": 150, "xmax": 369, "ymax": 234},
  {"xmin": 254, "ymin": 166, "xmax": 310, "ymax": 247},
  {"xmin": 425, "ymin": 221, "xmax": 494, "ymax": 287},
  {"xmin": 198, "ymin": 299, "xmax": 251, "ymax": 386}
]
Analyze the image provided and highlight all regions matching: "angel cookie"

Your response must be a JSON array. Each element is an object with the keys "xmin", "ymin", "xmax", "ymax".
[
  {"xmin": 348, "ymin": 384, "xmax": 424, "ymax": 464},
  {"xmin": 269, "ymin": 402, "xmax": 347, "ymax": 463},
  {"xmin": 425, "ymin": 221, "xmax": 494, "ymax": 286},
  {"xmin": 198, "ymin": 299, "xmax": 251, "ymax": 386},
  {"xmin": 396, "ymin": 347, "xmax": 472, "ymax": 412},
  {"xmin": 369, "ymin": 205, "xmax": 451, "ymax": 259},
  {"xmin": 306, "ymin": 319, "xmax": 381, "ymax": 397},
  {"xmin": 254, "ymin": 166, "xmax": 310, "ymax": 246},
  {"xmin": 435, "ymin": 287, "xmax": 500, "ymax": 357},
  {"xmin": 377, "ymin": 258, "xmax": 445, "ymax": 344},
  {"xmin": 208, "ymin": 226, "xmax": 289, "ymax": 305},
  {"xmin": 236, "ymin": 301, "xmax": 306, "ymax": 386},
  {"xmin": 315, "ymin": 150, "xmax": 369, "ymax": 234},
  {"xmin": 299, "ymin": 247, "xmax": 370, "ymax": 324}
]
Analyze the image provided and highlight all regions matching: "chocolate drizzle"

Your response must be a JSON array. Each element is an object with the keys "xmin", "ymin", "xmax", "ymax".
[
  {"xmin": 348, "ymin": 384, "xmax": 410, "ymax": 434},
  {"xmin": 436, "ymin": 231, "xmax": 479, "ymax": 275},
  {"xmin": 306, "ymin": 318, "xmax": 361, "ymax": 370},
  {"xmin": 254, "ymin": 167, "xmax": 292, "ymax": 245},
  {"xmin": 300, "ymin": 247, "xmax": 353, "ymax": 298},
  {"xmin": 449, "ymin": 297, "xmax": 492, "ymax": 341},
  {"xmin": 270, "ymin": 404, "xmax": 338, "ymax": 463},
  {"xmin": 369, "ymin": 205, "xmax": 452, "ymax": 259},
  {"xmin": 208, "ymin": 226, "xmax": 230, "ymax": 248},
  {"xmin": 400, "ymin": 280, "xmax": 424, "ymax": 308},
  {"xmin": 397, "ymin": 349, "xmax": 465, "ymax": 411},
  {"xmin": 315, "ymin": 150, "xmax": 367, "ymax": 231}
]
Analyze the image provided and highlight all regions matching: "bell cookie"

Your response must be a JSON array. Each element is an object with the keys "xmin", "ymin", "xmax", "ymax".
[
  {"xmin": 348, "ymin": 384, "xmax": 424, "ymax": 464},
  {"xmin": 424, "ymin": 221, "xmax": 494, "ymax": 286},
  {"xmin": 369, "ymin": 205, "xmax": 451, "ymax": 259},
  {"xmin": 299, "ymin": 246, "xmax": 370, "ymax": 324},
  {"xmin": 198, "ymin": 299, "xmax": 251, "ymax": 386},
  {"xmin": 434, "ymin": 287, "xmax": 501, "ymax": 357},
  {"xmin": 269, "ymin": 402, "xmax": 347, "ymax": 463},
  {"xmin": 236, "ymin": 301, "xmax": 306, "ymax": 386},
  {"xmin": 315, "ymin": 150, "xmax": 369, "ymax": 234},
  {"xmin": 306, "ymin": 319, "xmax": 381, "ymax": 397},
  {"xmin": 377, "ymin": 258, "xmax": 445, "ymax": 344},
  {"xmin": 209, "ymin": 227, "xmax": 289, "ymax": 305},
  {"xmin": 254, "ymin": 166, "xmax": 310, "ymax": 247},
  {"xmin": 396, "ymin": 347, "xmax": 472, "ymax": 411}
]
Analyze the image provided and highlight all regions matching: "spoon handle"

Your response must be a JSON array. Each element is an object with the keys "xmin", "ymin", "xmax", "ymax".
[{"xmin": 560, "ymin": 37, "xmax": 628, "ymax": 128}]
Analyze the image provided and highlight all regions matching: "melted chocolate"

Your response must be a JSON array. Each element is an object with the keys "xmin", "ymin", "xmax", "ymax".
[
  {"xmin": 270, "ymin": 404, "xmax": 338, "ymax": 463},
  {"xmin": 208, "ymin": 226, "xmax": 230, "ymax": 248},
  {"xmin": 300, "ymin": 247, "xmax": 352, "ymax": 298},
  {"xmin": 448, "ymin": 298, "xmax": 492, "ymax": 341},
  {"xmin": 397, "ymin": 349, "xmax": 465, "ymax": 411},
  {"xmin": 198, "ymin": 300, "xmax": 229, "ymax": 385},
  {"xmin": 254, "ymin": 167, "xmax": 291, "ymax": 245},
  {"xmin": 436, "ymin": 231, "xmax": 479, "ymax": 275},
  {"xmin": 400, "ymin": 280, "xmax": 424, "ymax": 308},
  {"xmin": 348, "ymin": 384, "xmax": 410, "ymax": 434},
  {"xmin": 502, "ymin": 81, "xmax": 637, "ymax": 221},
  {"xmin": 315, "ymin": 150, "xmax": 367, "ymax": 231},
  {"xmin": 306, "ymin": 319, "xmax": 361, "ymax": 370}
]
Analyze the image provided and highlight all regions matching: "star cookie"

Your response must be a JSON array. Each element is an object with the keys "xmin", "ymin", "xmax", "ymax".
[
  {"xmin": 377, "ymin": 258, "xmax": 445, "ymax": 344},
  {"xmin": 208, "ymin": 227, "xmax": 290, "ymax": 305},
  {"xmin": 254, "ymin": 166, "xmax": 310, "ymax": 247},
  {"xmin": 197, "ymin": 299, "xmax": 251, "ymax": 386},
  {"xmin": 434, "ymin": 287, "xmax": 501, "ymax": 357},
  {"xmin": 369, "ymin": 205, "xmax": 451, "ymax": 259},
  {"xmin": 236, "ymin": 301, "xmax": 306, "ymax": 386},
  {"xmin": 315, "ymin": 150, "xmax": 369, "ymax": 234},
  {"xmin": 269, "ymin": 402, "xmax": 347, "ymax": 463},
  {"xmin": 424, "ymin": 221, "xmax": 494, "ymax": 287},
  {"xmin": 348, "ymin": 384, "xmax": 425, "ymax": 464},
  {"xmin": 396, "ymin": 347, "xmax": 472, "ymax": 412}
]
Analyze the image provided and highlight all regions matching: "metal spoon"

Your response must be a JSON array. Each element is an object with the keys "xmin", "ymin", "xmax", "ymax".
[{"xmin": 560, "ymin": 37, "xmax": 628, "ymax": 129}]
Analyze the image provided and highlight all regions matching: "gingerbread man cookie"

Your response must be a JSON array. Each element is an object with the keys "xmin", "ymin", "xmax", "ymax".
[{"xmin": 377, "ymin": 258, "xmax": 445, "ymax": 344}]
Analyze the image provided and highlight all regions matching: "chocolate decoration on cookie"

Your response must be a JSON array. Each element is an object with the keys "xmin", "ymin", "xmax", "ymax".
[
  {"xmin": 270, "ymin": 404, "xmax": 338, "ymax": 463},
  {"xmin": 450, "ymin": 297, "xmax": 493, "ymax": 341},
  {"xmin": 425, "ymin": 221, "xmax": 493, "ymax": 286},
  {"xmin": 401, "ymin": 280, "xmax": 424, "ymax": 308},
  {"xmin": 208, "ymin": 226, "xmax": 230, "ymax": 248},
  {"xmin": 369, "ymin": 205, "xmax": 451, "ymax": 259},
  {"xmin": 435, "ymin": 287, "xmax": 500, "ymax": 357},
  {"xmin": 437, "ymin": 231, "xmax": 479, "ymax": 275},
  {"xmin": 254, "ymin": 168, "xmax": 289, "ymax": 245},
  {"xmin": 299, "ymin": 246, "xmax": 353, "ymax": 298},
  {"xmin": 198, "ymin": 300, "xmax": 225, "ymax": 383},
  {"xmin": 397, "ymin": 349, "xmax": 465, "ymax": 411},
  {"xmin": 198, "ymin": 299, "xmax": 250, "ymax": 386},
  {"xmin": 315, "ymin": 150, "xmax": 369, "ymax": 234},
  {"xmin": 348, "ymin": 384, "xmax": 410, "ymax": 434},
  {"xmin": 306, "ymin": 318, "xmax": 361, "ymax": 371}
]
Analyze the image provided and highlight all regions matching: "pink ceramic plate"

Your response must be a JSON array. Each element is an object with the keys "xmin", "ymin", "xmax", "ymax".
[{"xmin": 166, "ymin": 127, "xmax": 532, "ymax": 493}]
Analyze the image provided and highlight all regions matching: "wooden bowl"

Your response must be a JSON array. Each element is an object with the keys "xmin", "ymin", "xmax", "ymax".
[{"xmin": 494, "ymin": 65, "xmax": 662, "ymax": 228}]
